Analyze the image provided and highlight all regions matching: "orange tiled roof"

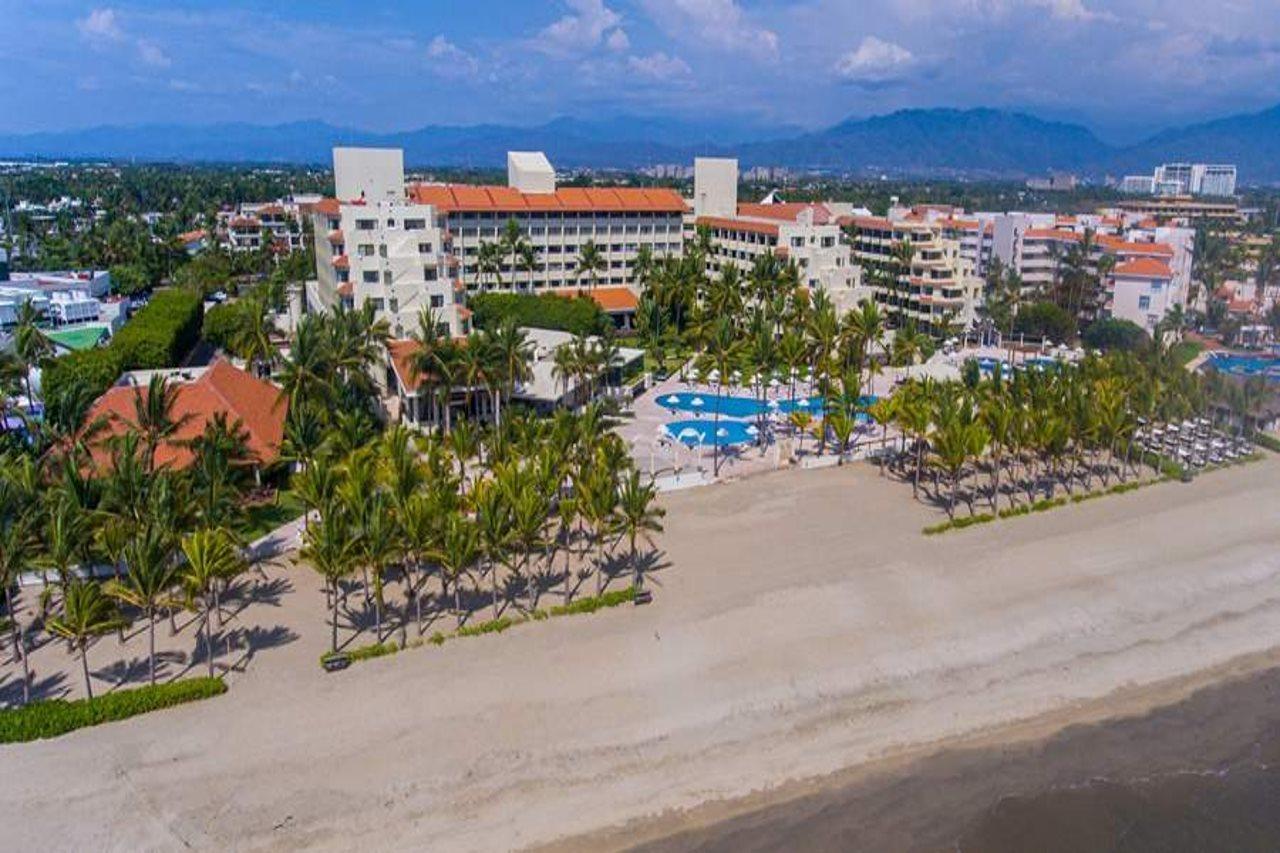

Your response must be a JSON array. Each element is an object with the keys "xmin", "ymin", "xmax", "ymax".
[
  {"xmin": 313, "ymin": 198, "xmax": 341, "ymax": 216},
  {"xmin": 85, "ymin": 360, "xmax": 287, "ymax": 472},
  {"xmin": 695, "ymin": 216, "xmax": 779, "ymax": 238},
  {"xmin": 550, "ymin": 286, "xmax": 638, "ymax": 312},
  {"xmin": 409, "ymin": 184, "xmax": 687, "ymax": 214},
  {"xmin": 1097, "ymin": 235, "xmax": 1174, "ymax": 257},
  {"xmin": 736, "ymin": 202, "xmax": 831, "ymax": 225},
  {"xmin": 228, "ymin": 216, "xmax": 261, "ymax": 229},
  {"xmin": 839, "ymin": 214, "xmax": 893, "ymax": 230},
  {"xmin": 178, "ymin": 229, "xmax": 207, "ymax": 244},
  {"xmin": 1023, "ymin": 228, "xmax": 1081, "ymax": 242},
  {"xmin": 1112, "ymin": 257, "xmax": 1173, "ymax": 278}
]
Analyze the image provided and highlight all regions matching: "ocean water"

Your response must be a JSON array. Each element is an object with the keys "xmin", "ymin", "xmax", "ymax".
[{"xmin": 632, "ymin": 666, "xmax": 1280, "ymax": 853}]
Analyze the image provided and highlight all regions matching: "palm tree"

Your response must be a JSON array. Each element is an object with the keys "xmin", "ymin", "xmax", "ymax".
[
  {"xmin": 104, "ymin": 524, "xmax": 179, "ymax": 685},
  {"xmin": 500, "ymin": 218, "xmax": 526, "ymax": 288},
  {"xmin": 488, "ymin": 318, "xmax": 533, "ymax": 426},
  {"xmin": 472, "ymin": 479, "xmax": 512, "ymax": 619},
  {"xmin": 232, "ymin": 292, "xmax": 278, "ymax": 377},
  {"xmin": 46, "ymin": 580, "xmax": 129, "ymax": 700},
  {"xmin": 575, "ymin": 240, "xmax": 605, "ymax": 290},
  {"xmin": 129, "ymin": 374, "xmax": 191, "ymax": 472},
  {"xmin": 300, "ymin": 507, "xmax": 358, "ymax": 653},
  {"xmin": 179, "ymin": 528, "xmax": 246, "ymax": 678},
  {"xmin": 580, "ymin": 465, "xmax": 619, "ymax": 596},
  {"xmin": 789, "ymin": 409, "xmax": 813, "ymax": 457},
  {"xmin": 12, "ymin": 299, "xmax": 52, "ymax": 411},
  {"xmin": 615, "ymin": 470, "xmax": 664, "ymax": 589},
  {"xmin": 433, "ymin": 513, "xmax": 481, "ymax": 626},
  {"xmin": 0, "ymin": 495, "xmax": 34, "ymax": 704},
  {"xmin": 516, "ymin": 242, "xmax": 541, "ymax": 292},
  {"xmin": 476, "ymin": 240, "xmax": 503, "ymax": 292}
]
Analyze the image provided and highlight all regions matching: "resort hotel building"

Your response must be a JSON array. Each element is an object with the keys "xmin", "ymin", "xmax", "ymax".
[
  {"xmin": 691, "ymin": 157, "xmax": 863, "ymax": 304},
  {"xmin": 310, "ymin": 147, "xmax": 685, "ymax": 337},
  {"xmin": 310, "ymin": 147, "xmax": 470, "ymax": 339},
  {"xmin": 841, "ymin": 214, "xmax": 982, "ymax": 334}
]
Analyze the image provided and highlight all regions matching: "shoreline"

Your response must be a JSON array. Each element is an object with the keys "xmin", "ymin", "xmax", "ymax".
[
  {"xmin": 554, "ymin": 646, "xmax": 1280, "ymax": 852},
  {"xmin": 2, "ymin": 457, "xmax": 1278, "ymax": 851}
]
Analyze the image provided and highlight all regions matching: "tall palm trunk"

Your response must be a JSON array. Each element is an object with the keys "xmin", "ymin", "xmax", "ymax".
[
  {"xmin": 7, "ymin": 589, "xmax": 30, "ymax": 705},
  {"xmin": 147, "ymin": 608, "xmax": 157, "ymax": 685},
  {"xmin": 204, "ymin": 604, "xmax": 216, "ymax": 678},
  {"xmin": 80, "ymin": 639, "xmax": 94, "ymax": 700},
  {"xmin": 330, "ymin": 581, "xmax": 339, "ymax": 653}
]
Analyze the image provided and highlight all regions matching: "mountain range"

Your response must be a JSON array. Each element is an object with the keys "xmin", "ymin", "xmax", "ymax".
[{"xmin": 2, "ymin": 104, "xmax": 1279, "ymax": 183}]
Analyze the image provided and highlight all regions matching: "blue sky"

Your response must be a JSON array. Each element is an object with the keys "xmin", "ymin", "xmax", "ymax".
[{"xmin": 4, "ymin": 1, "xmax": 1280, "ymax": 142}]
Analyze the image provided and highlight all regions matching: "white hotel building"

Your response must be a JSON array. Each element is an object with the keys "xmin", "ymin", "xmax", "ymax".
[
  {"xmin": 311, "ymin": 148, "xmax": 685, "ymax": 337},
  {"xmin": 691, "ymin": 157, "xmax": 862, "ymax": 303}
]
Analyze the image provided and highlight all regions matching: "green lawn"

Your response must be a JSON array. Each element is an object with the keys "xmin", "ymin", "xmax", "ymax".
[
  {"xmin": 1170, "ymin": 340, "xmax": 1205, "ymax": 366},
  {"xmin": 235, "ymin": 490, "xmax": 306, "ymax": 542}
]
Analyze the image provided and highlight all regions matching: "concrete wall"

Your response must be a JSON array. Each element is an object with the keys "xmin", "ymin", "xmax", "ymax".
[
  {"xmin": 694, "ymin": 157, "xmax": 738, "ymax": 218},
  {"xmin": 334, "ymin": 148, "xmax": 405, "ymax": 202}
]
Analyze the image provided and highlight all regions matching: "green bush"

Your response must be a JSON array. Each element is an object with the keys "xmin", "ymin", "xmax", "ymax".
[
  {"xmin": 112, "ymin": 288, "xmax": 204, "ymax": 370},
  {"xmin": 0, "ymin": 678, "xmax": 226, "ymax": 743},
  {"xmin": 1014, "ymin": 301, "xmax": 1076, "ymax": 344},
  {"xmin": 109, "ymin": 263, "xmax": 153, "ymax": 297},
  {"xmin": 456, "ymin": 616, "xmax": 517, "ymax": 638},
  {"xmin": 40, "ymin": 347, "xmax": 124, "ymax": 413},
  {"xmin": 202, "ymin": 301, "xmax": 251, "ymax": 352},
  {"xmin": 545, "ymin": 586, "xmax": 637, "ymax": 616},
  {"xmin": 1254, "ymin": 433, "xmax": 1280, "ymax": 453},
  {"xmin": 923, "ymin": 513, "xmax": 995, "ymax": 534},
  {"xmin": 1082, "ymin": 318, "xmax": 1149, "ymax": 352},
  {"xmin": 320, "ymin": 641, "xmax": 399, "ymax": 667},
  {"xmin": 468, "ymin": 292, "xmax": 609, "ymax": 336}
]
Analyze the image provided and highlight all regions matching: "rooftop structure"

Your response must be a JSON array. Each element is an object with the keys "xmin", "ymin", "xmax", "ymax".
[
  {"xmin": 85, "ymin": 360, "xmax": 287, "ymax": 473},
  {"xmin": 1120, "ymin": 163, "xmax": 1237, "ymax": 198}
]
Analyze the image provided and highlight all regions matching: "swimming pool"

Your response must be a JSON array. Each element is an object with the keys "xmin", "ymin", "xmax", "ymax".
[
  {"xmin": 1206, "ymin": 353, "xmax": 1280, "ymax": 381},
  {"xmin": 659, "ymin": 391, "xmax": 876, "ymax": 417},
  {"xmin": 663, "ymin": 419, "xmax": 757, "ymax": 448}
]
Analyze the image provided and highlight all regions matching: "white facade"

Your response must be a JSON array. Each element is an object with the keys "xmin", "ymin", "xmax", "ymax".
[
  {"xmin": 693, "ymin": 158, "xmax": 739, "ymax": 218},
  {"xmin": 1123, "ymin": 163, "xmax": 1237, "ymax": 197},
  {"xmin": 333, "ymin": 147, "xmax": 406, "ymax": 202},
  {"xmin": 507, "ymin": 152, "xmax": 556, "ymax": 194}
]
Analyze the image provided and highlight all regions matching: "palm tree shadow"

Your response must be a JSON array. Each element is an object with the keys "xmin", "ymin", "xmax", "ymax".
[
  {"xmin": 222, "ymin": 576, "xmax": 293, "ymax": 620},
  {"xmin": 0, "ymin": 670, "xmax": 69, "ymax": 705},
  {"xmin": 225, "ymin": 624, "xmax": 299, "ymax": 672}
]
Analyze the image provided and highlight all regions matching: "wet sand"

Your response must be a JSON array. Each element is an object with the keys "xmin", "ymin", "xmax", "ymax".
[
  {"xmin": 2, "ymin": 457, "xmax": 1279, "ymax": 851},
  {"xmin": 618, "ymin": 656, "xmax": 1280, "ymax": 852}
]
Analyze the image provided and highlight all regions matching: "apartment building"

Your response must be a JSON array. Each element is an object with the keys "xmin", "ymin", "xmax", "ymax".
[
  {"xmin": 410, "ymin": 152, "xmax": 686, "ymax": 294},
  {"xmin": 843, "ymin": 215, "xmax": 982, "ymax": 334},
  {"xmin": 1120, "ymin": 163, "xmax": 1237, "ymax": 198},
  {"xmin": 1106, "ymin": 257, "xmax": 1180, "ymax": 333},
  {"xmin": 310, "ymin": 148, "xmax": 468, "ymax": 338},
  {"xmin": 221, "ymin": 196, "xmax": 318, "ymax": 253},
  {"xmin": 691, "ymin": 158, "xmax": 861, "ymax": 302}
]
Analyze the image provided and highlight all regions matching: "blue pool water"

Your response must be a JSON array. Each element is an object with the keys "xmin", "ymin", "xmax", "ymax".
[
  {"xmin": 659, "ymin": 392, "xmax": 877, "ymax": 417},
  {"xmin": 1207, "ymin": 353, "xmax": 1280, "ymax": 381},
  {"xmin": 663, "ymin": 419, "xmax": 756, "ymax": 447}
]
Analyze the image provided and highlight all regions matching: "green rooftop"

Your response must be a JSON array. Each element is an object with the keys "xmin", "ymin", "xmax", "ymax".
[{"xmin": 46, "ymin": 325, "xmax": 109, "ymax": 352}]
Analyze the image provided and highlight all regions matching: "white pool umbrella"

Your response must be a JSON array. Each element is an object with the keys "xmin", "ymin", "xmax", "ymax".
[
  {"xmin": 665, "ymin": 395, "xmax": 681, "ymax": 405},
  {"xmin": 797, "ymin": 398, "xmax": 810, "ymax": 407},
  {"xmin": 691, "ymin": 396, "xmax": 704, "ymax": 407}
]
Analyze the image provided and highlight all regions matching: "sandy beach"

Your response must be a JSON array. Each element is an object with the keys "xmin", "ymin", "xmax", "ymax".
[{"xmin": 3, "ymin": 456, "xmax": 1279, "ymax": 851}]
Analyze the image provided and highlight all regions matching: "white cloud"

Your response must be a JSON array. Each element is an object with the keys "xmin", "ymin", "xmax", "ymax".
[
  {"xmin": 606, "ymin": 28, "xmax": 631, "ymax": 52},
  {"xmin": 643, "ymin": 0, "xmax": 779, "ymax": 60},
  {"xmin": 77, "ymin": 8, "xmax": 124, "ymax": 43},
  {"xmin": 627, "ymin": 51, "xmax": 692, "ymax": 80},
  {"xmin": 137, "ymin": 39, "xmax": 171, "ymax": 68},
  {"xmin": 834, "ymin": 36, "xmax": 916, "ymax": 83},
  {"xmin": 537, "ymin": 0, "xmax": 623, "ymax": 56},
  {"xmin": 1036, "ymin": 0, "xmax": 1112, "ymax": 22},
  {"xmin": 427, "ymin": 35, "xmax": 480, "ymax": 77}
]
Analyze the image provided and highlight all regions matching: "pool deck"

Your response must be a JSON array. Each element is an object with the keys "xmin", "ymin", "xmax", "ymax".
[{"xmin": 618, "ymin": 367, "xmax": 900, "ymax": 486}]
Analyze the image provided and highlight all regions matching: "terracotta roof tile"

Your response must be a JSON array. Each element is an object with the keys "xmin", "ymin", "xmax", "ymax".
[
  {"xmin": 736, "ymin": 202, "xmax": 831, "ymax": 224},
  {"xmin": 695, "ymin": 216, "xmax": 779, "ymax": 238},
  {"xmin": 1112, "ymin": 257, "xmax": 1173, "ymax": 278},
  {"xmin": 550, "ymin": 286, "xmax": 639, "ymax": 312},
  {"xmin": 408, "ymin": 183, "xmax": 687, "ymax": 213},
  {"xmin": 85, "ymin": 361, "xmax": 287, "ymax": 472}
]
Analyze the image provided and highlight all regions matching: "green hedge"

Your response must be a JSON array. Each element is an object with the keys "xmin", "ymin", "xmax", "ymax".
[
  {"xmin": 1254, "ymin": 433, "xmax": 1280, "ymax": 453},
  {"xmin": 468, "ymin": 292, "xmax": 609, "ymax": 336},
  {"xmin": 320, "ymin": 641, "xmax": 398, "ymax": 666},
  {"xmin": 0, "ymin": 677, "xmax": 226, "ymax": 743},
  {"xmin": 112, "ymin": 288, "xmax": 204, "ymax": 370},
  {"xmin": 40, "ymin": 347, "xmax": 125, "ymax": 415}
]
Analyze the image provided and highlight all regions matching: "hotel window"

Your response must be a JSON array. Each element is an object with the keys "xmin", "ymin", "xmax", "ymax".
[
  {"xmin": 368, "ymin": 297, "xmax": 385, "ymax": 310},
  {"xmin": 423, "ymin": 267, "xmax": 438, "ymax": 281},
  {"xmin": 404, "ymin": 219, "xmax": 426, "ymax": 230},
  {"xmin": 358, "ymin": 244, "xmax": 375, "ymax": 257},
  {"xmin": 1138, "ymin": 296, "xmax": 1151, "ymax": 310},
  {"xmin": 362, "ymin": 271, "xmax": 379, "ymax": 283},
  {"xmin": 356, "ymin": 219, "xmax": 376, "ymax": 231},
  {"xmin": 430, "ymin": 294, "xmax": 444, "ymax": 308},
  {"xmin": 388, "ymin": 298, "xmax": 399, "ymax": 312},
  {"xmin": 418, "ymin": 243, "xmax": 433, "ymax": 254}
]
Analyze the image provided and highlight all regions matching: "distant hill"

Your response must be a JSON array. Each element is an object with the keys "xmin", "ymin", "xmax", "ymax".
[
  {"xmin": 738, "ymin": 108, "xmax": 1112, "ymax": 176},
  {"xmin": 1, "ymin": 105, "xmax": 1277, "ymax": 182},
  {"xmin": 1109, "ymin": 104, "xmax": 1280, "ymax": 180}
]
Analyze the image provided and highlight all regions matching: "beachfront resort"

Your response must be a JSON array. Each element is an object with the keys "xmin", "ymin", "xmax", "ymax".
[{"xmin": 1, "ymin": 143, "xmax": 1278, "ymax": 845}]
